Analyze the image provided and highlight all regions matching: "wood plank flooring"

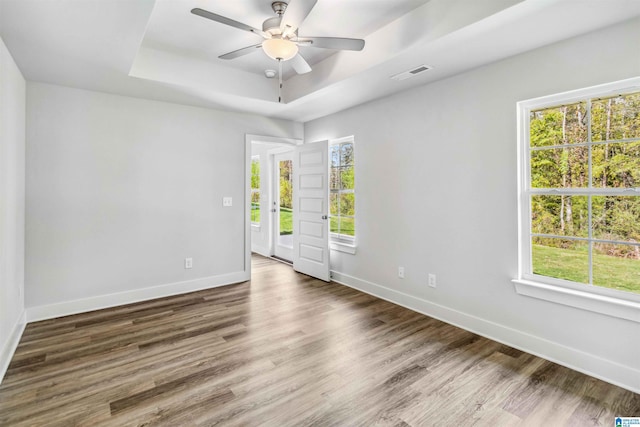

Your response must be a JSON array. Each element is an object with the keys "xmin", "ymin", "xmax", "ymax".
[{"xmin": 1, "ymin": 254, "xmax": 638, "ymax": 426}]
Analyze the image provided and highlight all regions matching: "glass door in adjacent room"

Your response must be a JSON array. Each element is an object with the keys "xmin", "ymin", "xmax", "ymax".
[{"xmin": 273, "ymin": 151, "xmax": 294, "ymax": 262}]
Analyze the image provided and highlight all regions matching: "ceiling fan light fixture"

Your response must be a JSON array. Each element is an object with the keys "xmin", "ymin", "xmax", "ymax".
[{"xmin": 262, "ymin": 38, "xmax": 298, "ymax": 61}]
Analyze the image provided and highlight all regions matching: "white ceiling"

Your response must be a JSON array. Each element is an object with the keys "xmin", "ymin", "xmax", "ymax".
[
  {"xmin": 143, "ymin": 0, "xmax": 432, "ymax": 79},
  {"xmin": 1, "ymin": 0, "xmax": 639, "ymax": 122}
]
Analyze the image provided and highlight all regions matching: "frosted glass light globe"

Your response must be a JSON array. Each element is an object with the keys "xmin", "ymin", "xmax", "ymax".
[{"xmin": 262, "ymin": 38, "xmax": 298, "ymax": 61}]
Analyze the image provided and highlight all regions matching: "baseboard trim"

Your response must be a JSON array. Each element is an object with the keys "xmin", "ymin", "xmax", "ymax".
[
  {"xmin": 27, "ymin": 271, "xmax": 249, "ymax": 323},
  {"xmin": 251, "ymin": 247, "xmax": 271, "ymax": 258},
  {"xmin": 1, "ymin": 310, "xmax": 26, "ymax": 384},
  {"xmin": 330, "ymin": 270, "xmax": 640, "ymax": 394}
]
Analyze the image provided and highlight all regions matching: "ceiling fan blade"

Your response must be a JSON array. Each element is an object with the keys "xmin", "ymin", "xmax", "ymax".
[
  {"xmin": 298, "ymin": 37, "xmax": 365, "ymax": 51},
  {"xmin": 191, "ymin": 8, "xmax": 269, "ymax": 39},
  {"xmin": 280, "ymin": 0, "xmax": 317, "ymax": 37},
  {"xmin": 290, "ymin": 53, "xmax": 312, "ymax": 74},
  {"xmin": 218, "ymin": 44, "xmax": 262, "ymax": 60}
]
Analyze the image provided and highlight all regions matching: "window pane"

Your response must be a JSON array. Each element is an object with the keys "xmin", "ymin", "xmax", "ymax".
[
  {"xmin": 330, "ymin": 216, "xmax": 340, "ymax": 234},
  {"xmin": 341, "ymin": 143, "xmax": 354, "ymax": 166},
  {"xmin": 279, "ymin": 160, "xmax": 292, "ymax": 209},
  {"xmin": 531, "ymin": 195, "xmax": 588, "ymax": 237},
  {"xmin": 330, "ymin": 167, "xmax": 340, "ymax": 190},
  {"xmin": 330, "ymin": 140, "xmax": 356, "ymax": 240},
  {"xmin": 330, "ymin": 193, "xmax": 339, "ymax": 216},
  {"xmin": 251, "ymin": 191, "xmax": 260, "ymax": 223},
  {"xmin": 340, "ymin": 216, "xmax": 355, "ymax": 236},
  {"xmin": 330, "ymin": 145, "xmax": 340, "ymax": 167},
  {"xmin": 592, "ymin": 141, "xmax": 640, "ymax": 188},
  {"xmin": 340, "ymin": 166, "xmax": 355, "ymax": 190},
  {"xmin": 251, "ymin": 159, "xmax": 260, "ymax": 189},
  {"xmin": 339, "ymin": 193, "xmax": 355, "ymax": 216},
  {"xmin": 592, "ymin": 93, "xmax": 640, "ymax": 142},
  {"xmin": 592, "ymin": 196, "xmax": 640, "ymax": 243},
  {"xmin": 530, "ymin": 147, "xmax": 589, "ymax": 188},
  {"xmin": 280, "ymin": 207, "xmax": 292, "ymax": 236},
  {"xmin": 593, "ymin": 243, "xmax": 640, "ymax": 294},
  {"xmin": 530, "ymin": 103, "xmax": 587, "ymax": 147},
  {"xmin": 532, "ymin": 237, "xmax": 588, "ymax": 284}
]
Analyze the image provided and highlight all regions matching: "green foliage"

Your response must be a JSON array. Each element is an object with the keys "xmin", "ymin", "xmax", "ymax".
[
  {"xmin": 531, "ymin": 195, "xmax": 588, "ymax": 238},
  {"xmin": 532, "ymin": 242, "xmax": 589, "ymax": 284},
  {"xmin": 275, "ymin": 144, "xmax": 356, "ymax": 238},
  {"xmin": 530, "ymin": 93, "xmax": 640, "ymax": 293},
  {"xmin": 251, "ymin": 159, "xmax": 261, "ymax": 224},
  {"xmin": 279, "ymin": 160, "xmax": 293, "ymax": 209},
  {"xmin": 251, "ymin": 202, "xmax": 260, "ymax": 223},
  {"xmin": 330, "ymin": 216, "xmax": 355, "ymax": 236},
  {"xmin": 330, "ymin": 142, "xmax": 356, "ymax": 237},
  {"xmin": 532, "ymin": 244, "xmax": 640, "ymax": 294},
  {"xmin": 251, "ymin": 159, "xmax": 260, "ymax": 189},
  {"xmin": 530, "ymin": 93, "xmax": 640, "ymax": 250},
  {"xmin": 279, "ymin": 208, "xmax": 292, "ymax": 235}
]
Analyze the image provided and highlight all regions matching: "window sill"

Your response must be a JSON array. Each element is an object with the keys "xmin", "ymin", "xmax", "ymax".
[
  {"xmin": 251, "ymin": 224, "xmax": 261, "ymax": 231},
  {"xmin": 330, "ymin": 241, "xmax": 357, "ymax": 254},
  {"xmin": 512, "ymin": 279, "xmax": 640, "ymax": 323}
]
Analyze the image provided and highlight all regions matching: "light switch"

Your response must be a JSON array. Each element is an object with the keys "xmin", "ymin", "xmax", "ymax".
[{"xmin": 223, "ymin": 197, "xmax": 233, "ymax": 207}]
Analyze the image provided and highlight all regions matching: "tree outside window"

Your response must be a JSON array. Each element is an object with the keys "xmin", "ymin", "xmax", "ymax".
[
  {"xmin": 330, "ymin": 138, "xmax": 355, "ymax": 241},
  {"xmin": 526, "ymin": 91, "xmax": 640, "ymax": 295}
]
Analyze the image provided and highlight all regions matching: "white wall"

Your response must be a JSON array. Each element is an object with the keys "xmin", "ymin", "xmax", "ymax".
[
  {"xmin": 0, "ymin": 37, "xmax": 26, "ymax": 381},
  {"xmin": 306, "ymin": 18, "xmax": 640, "ymax": 392},
  {"xmin": 26, "ymin": 83, "xmax": 302, "ymax": 318}
]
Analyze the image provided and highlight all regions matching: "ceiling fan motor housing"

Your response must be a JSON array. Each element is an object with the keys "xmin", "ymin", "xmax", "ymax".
[{"xmin": 262, "ymin": 16, "xmax": 283, "ymax": 35}]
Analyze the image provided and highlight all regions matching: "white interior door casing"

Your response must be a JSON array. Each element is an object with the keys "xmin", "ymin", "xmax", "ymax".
[{"xmin": 293, "ymin": 140, "xmax": 330, "ymax": 281}]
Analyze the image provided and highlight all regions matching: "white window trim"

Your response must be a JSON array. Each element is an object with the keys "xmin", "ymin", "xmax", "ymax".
[
  {"xmin": 330, "ymin": 136, "xmax": 357, "ymax": 251},
  {"xmin": 515, "ymin": 77, "xmax": 640, "ymax": 323},
  {"xmin": 330, "ymin": 239, "xmax": 357, "ymax": 254}
]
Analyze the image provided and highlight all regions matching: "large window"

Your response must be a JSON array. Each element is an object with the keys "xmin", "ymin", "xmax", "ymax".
[
  {"xmin": 518, "ymin": 80, "xmax": 640, "ymax": 301},
  {"xmin": 251, "ymin": 156, "xmax": 260, "ymax": 225},
  {"xmin": 330, "ymin": 137, "xmax": 355, "ymax": 243}
]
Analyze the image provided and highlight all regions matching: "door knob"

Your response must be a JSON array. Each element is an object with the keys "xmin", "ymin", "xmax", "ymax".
[{"xmin": 321, "ymin": 215, "xmax": 328, "ymax": 220}]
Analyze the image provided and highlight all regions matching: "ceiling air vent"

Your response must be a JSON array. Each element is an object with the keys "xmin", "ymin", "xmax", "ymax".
[{"xmin": 390, "ymin": 65, "xmax": 432, "ymax": 81}]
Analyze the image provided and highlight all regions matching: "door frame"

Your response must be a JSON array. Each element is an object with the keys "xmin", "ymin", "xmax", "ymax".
[{"xmin": 245, "ymin": 134, "xmax": 302, "ymax": 278}]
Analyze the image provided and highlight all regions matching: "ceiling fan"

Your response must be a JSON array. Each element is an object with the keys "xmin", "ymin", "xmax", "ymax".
[{"xmin": 191, "ymin": 0, "xmax": 365, "ymax": 102}]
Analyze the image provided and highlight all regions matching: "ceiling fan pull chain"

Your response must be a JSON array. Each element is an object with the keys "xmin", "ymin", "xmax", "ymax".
[{"xmin": 278, "ymin": 58, "xmax": 283, "ymax": 103}]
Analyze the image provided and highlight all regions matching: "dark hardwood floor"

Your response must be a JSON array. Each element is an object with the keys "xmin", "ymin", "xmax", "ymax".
[{"xmin": 1, "ymin": 254, "xmax": 638, "ymax": 426}]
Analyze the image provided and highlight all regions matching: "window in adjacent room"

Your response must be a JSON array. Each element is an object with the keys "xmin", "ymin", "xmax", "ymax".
[
  {"xmin": 330, "ymin": 137, "xmax": 356, "ymax": 246},
  {"xmin": 251, "ymin": 156, "xmax": 260, "ymax": 225},
  {"xmin": 518, "ymin": 81, "xmax": 640, "ymax": 300}
]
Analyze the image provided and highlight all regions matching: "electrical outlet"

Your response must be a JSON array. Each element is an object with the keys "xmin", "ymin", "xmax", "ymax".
[
  {"xmin": 185, "ymin": 258, "xmax": 193, "ymax": 269},
  {"xmin": 398, "ymin": 266, "xmax": 405, "ymax": 279},
  {"xmin": 428, "ymin": 273, "xmax": 437, "ymax": 288},
  {"xmin": 223, "ymin": 197, "xmax": 233, "ymax": 207}
]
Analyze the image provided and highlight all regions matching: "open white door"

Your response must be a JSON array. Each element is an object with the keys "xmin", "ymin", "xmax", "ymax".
[{"xmin": 293, "ymin": 140, "xmax": 330, "ymax": 281}]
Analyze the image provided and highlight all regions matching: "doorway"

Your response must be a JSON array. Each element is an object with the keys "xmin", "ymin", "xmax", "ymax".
[
  {"xmin": 247, "ymin": 135, "xmax": 300, "ymax": 268},
  {"xmin": 246, "ymin": 135, "xmax": 330, "ymax": 282}
]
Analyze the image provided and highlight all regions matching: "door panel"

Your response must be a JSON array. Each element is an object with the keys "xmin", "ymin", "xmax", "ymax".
[{"xmin": 293, "ymin": 140, "xmax": 330, "ymax": 281}]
